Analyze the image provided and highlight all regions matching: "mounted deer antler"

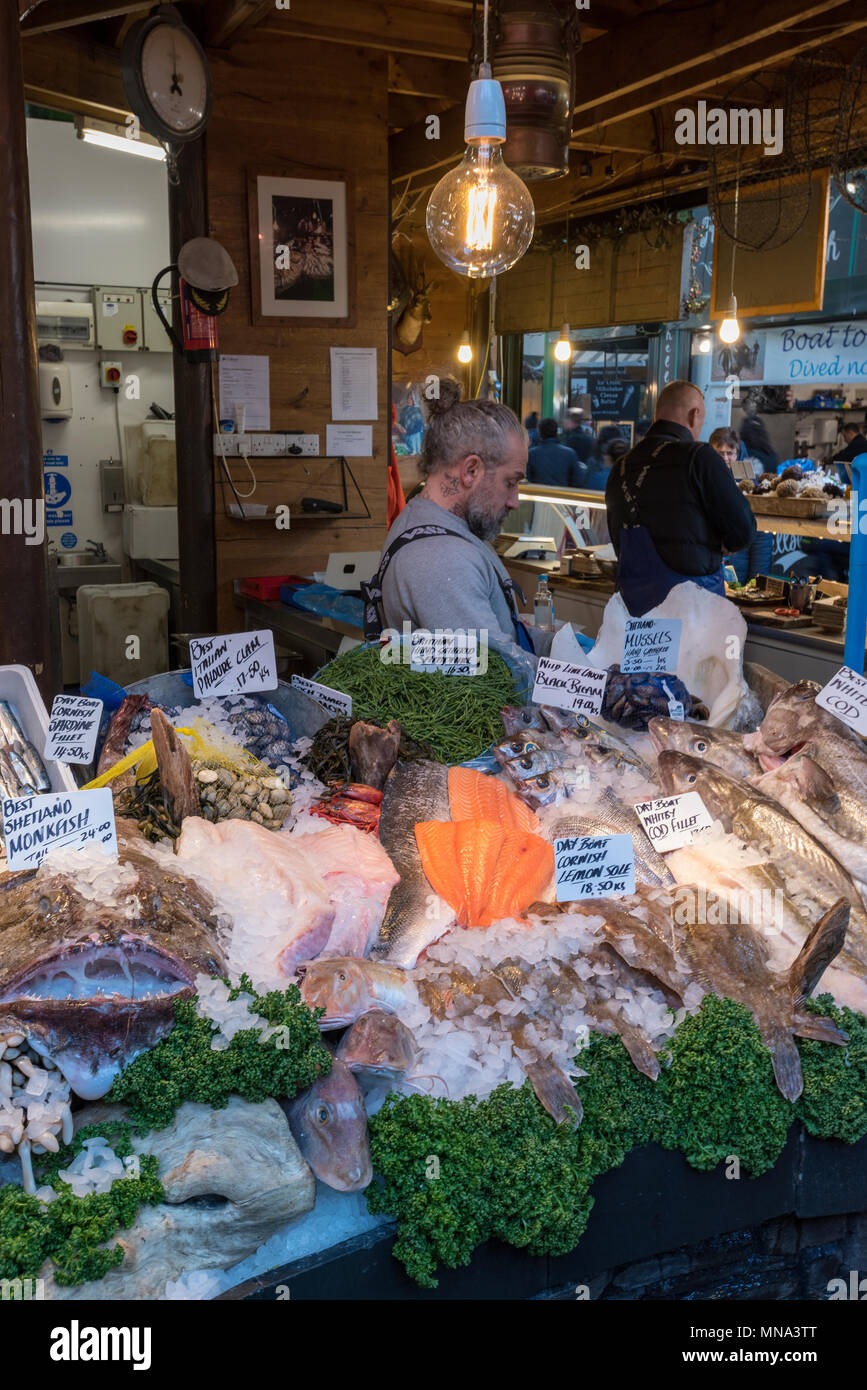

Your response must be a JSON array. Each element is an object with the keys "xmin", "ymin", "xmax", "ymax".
[{"xmin": 392, "ymin": 252, "xmax": 440, "ymax": 356}]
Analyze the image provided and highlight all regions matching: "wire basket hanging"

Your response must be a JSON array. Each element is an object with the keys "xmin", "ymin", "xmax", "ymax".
[{"xmin": 833, "ymin": 40, "xmax": 867, "ymax": 214}]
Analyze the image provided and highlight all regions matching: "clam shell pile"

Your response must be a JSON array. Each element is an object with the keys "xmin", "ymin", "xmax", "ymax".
[{"xmin": 193, "ymin": 761, "xmax": 291, "ymax": 830}]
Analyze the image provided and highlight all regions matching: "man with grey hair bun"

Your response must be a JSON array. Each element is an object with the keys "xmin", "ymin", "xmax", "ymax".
[{"xmin": 363, "ymin": 380, "xmax": 536, "ymax": 656}]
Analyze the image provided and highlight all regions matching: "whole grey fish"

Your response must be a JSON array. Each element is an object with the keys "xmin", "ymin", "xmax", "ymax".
[
  {"xmin": 0, "ymin": 748, "xmax": 27, "ymax": 799},
  {"xmin": 548, "ymin": 786, "xmax": 675, "ymax": 887},
  {"xmin": 0, "ymin": 701, "xmax": 51, "ymax": 792},
  {"xmin": 284, "ymin": 1057, "xmax": 372, "ymax": 1192},
  {"xmin": 755, "ymin": 730, "xmax": 867, "ymax": 882},
  {"xmin": 371, "ymin": 760, "xmax": 455, "ymax": 968},
  {"xmin": 496, "ymin": 730, "xmax": 563, "ymax": 758},
  {"xmin": 0, "ymin": 821, "xmax": 225, "ymax": 1100},
  {"xmin": 501, "ymin": 705, "xmax": 548, "ymax": 734},
  {"xmin": 745, "ymin": 679, "xmax": 862, "ymax": 759},
  {"xmin": 743, "ymin": 661, "xmax": 792, "ymax": 715},
  {"xmin": 497, "ymin": 746, "xmax": 569, "ymax": 781},
  {"xmin": 541, "ymin": 706, "xmax": 656, "ymax": 779},
  {"xmin": 648, "ymin": 715, "xmax": 761, "ymax": 780},
  {"xmin": 657, "ymin": 749, "xmax": 867, "ymax": 994},
  {"xmin": 683, "ymin": 897, "xmax": 850, "ymax": 1101}
]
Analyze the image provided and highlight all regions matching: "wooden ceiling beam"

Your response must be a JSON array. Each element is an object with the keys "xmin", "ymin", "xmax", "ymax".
[
  {"xmin": 22, "ymin": 31, "xmax": 128, "ymax": 119},
  {"xmin": 390, "ymin": 102, "xmax": 465, "ymax": 182},
  {"xmin": 19, "ymin": 0, "xmax": 163, "ymax": 34},
  {"xmin": 205, "ymin": 0, "xmax": 275, "ymax": 48},
  {"xmin": 388, "ymin": 53, "xmax": 467, "ymax": 102},
  {"xmin": 573, "ymin": 0, "xmax": 863, "ymax": 126},
  {"xmin": 257, "ymin": 0, "xmax": 472, "ymax": 62}
]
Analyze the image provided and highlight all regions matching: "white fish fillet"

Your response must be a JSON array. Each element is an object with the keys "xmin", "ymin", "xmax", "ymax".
[
  {"xmin": 588, "ymin": 587, "xmax": 748, "ymax": 727},
  {"xmin": 293, "ymin": 823, "xmax": 400, "ymax": 958},
  {"xmin": 176, "ymin": 818, "xmax": 335, "ymax": 986}
]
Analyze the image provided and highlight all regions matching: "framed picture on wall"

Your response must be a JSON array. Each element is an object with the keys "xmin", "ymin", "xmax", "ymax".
[{"xmin": 247, "ymin": 168, "xmax": 354, "ymax": 324}]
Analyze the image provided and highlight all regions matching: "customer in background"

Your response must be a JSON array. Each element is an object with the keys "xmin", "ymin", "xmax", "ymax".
[
  {"xmin": 563, "ymin": 407, "xmax": 596, "ymax": 467},
  {"xmin": 708, "ymin": 426, "xmax": 739, "ymax": 467},
  {"xmin": 584, "ymin": 436, "xmax": 628, "ymax": 492},
  {"xmin": 740, "ymin": 412, "xmax": 779, "ymax": 473},
  {"xmin": 832, "ymin": 420, "xmax": 867, "ymax": 484},
  {"xmin": 524, "ymin": 411, "xmax": 541, "ymax": 446},
  {"xmin": 605, "ymin": 379, "xmax": 755, "ymax": 615},
  {"xmin": 526, "ymin": 417, "xmax": 581, "ymax": 488},
  {"xmin": 709, "ymin": 425, "xmax": 772, "ymax": 584}
]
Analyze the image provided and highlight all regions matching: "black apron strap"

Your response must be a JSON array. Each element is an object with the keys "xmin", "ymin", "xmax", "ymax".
[{"xmin": 361, "ymin": 523, "xmax": 528, "ymax": 645}]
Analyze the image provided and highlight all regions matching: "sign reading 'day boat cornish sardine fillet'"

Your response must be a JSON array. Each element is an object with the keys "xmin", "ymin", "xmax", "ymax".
[{"xmin": 532, "ymin": 658, "xmax": 607, "ymax": 716}]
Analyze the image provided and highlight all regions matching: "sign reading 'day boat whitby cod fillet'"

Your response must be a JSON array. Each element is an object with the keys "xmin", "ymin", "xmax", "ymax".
[
  {"xmin": 532, "ymin": 658, "xmax": 607, "ymax": 716},
  {"xmin": 554, "ymin": 832, "xmax": 635, "ymax": 902}
]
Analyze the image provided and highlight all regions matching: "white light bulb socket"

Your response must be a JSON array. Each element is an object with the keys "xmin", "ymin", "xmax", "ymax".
[{"xmin": 464, "ymin": 77, "xmax": 506, "ymax": 144}]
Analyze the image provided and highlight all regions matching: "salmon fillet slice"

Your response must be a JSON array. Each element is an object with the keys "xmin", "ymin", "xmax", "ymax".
[
  {"xmin": 415, "ymin": 818, "xmax": 554, "ymax": 929},
  {"xmin": 448, "ymin": 766, "xmax": 540, "ymax": 834}
]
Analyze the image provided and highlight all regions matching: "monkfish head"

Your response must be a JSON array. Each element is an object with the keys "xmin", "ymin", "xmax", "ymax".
[{"xmin": 0, "ymin": 824, "xmax": 225, "ymax": 1099}]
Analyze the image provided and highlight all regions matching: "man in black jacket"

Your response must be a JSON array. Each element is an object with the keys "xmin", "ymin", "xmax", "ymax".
[
  {"xmin": 832, "ymin": 420, "xmax": 867, "ymax": 484},
  {"xmin": 605, "ymin": 379, "xmax": 755, "ymax": 615},
  {"xmin": 527, "ymin": 418, "xmax": 582, "ymax": 488}
]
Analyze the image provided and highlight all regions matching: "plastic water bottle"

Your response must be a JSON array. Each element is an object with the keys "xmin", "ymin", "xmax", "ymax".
[{"xmin": 533, "ymin": 574, "xmax": 555, "ymax": 631}]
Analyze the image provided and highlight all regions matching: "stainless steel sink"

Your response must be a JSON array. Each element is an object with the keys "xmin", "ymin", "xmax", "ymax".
[{"xmin": 53, "ymin": 553, "xmax": 122, "ymax": 589}]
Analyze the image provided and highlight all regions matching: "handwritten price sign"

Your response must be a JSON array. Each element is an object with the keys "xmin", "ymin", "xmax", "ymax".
[
  {"xmin": 621, "ymin": 618, "xmax": 682, "ymax": 675},
  {"xmin": 1, "ymin": 789, "xmax": 117, "ymax": 871},
  {"xmin": 43, "ymin": 695, "xmax": 103, "ymax": 765},
  {"xmin": 190, "ymin": 630, "xmax": 278, "ymax": 699},
  {"xmin": 554, "ymin": 832, "xmax": 635, "ymax": 903}
]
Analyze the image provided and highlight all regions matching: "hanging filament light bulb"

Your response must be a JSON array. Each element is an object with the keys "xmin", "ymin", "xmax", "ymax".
[
  {"xmin": 457, "ymin": 331, "xmax": 473, "ymax": 364},
  {"xmin": 719, "ymin": 296, "xmax": 740, "ymax": 344},
  {"xmin": 426, "ymin": 0, "xmax": 534, "ymax": 279},
  {"xmin": 554, "ymin": 323, "xmax": 572, "ymax": 362}
]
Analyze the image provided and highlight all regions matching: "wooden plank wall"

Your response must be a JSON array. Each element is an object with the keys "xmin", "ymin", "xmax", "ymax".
[
  {"xmin": 390, "ymin": 233, "xmax": 469, "ymax": 494},
  {"xmin": 496, "ymin": 227, "xmax": 685, "ymax": 334},
  {"xmin": 205, "ymin": 35, "xmax": 391, "ymax": 629}
]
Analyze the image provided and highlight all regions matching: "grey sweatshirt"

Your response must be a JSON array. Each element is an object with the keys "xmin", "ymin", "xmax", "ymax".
[{"xmin": 380, "ymin": 495, "xmax": 519, "ymax": 649}]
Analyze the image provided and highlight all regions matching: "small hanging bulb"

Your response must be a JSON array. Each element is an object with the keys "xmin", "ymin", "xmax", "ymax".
[
  {"xmin": 719, "ymin": 296, "xmax": 740, "ymax": 344},
  {"xmin": 457, "ymin": 331, "xmax": 473, "ymax": 364},
  {"xmin": 554, "ymin": 323, "xmax": 572, "ymax": 363}
]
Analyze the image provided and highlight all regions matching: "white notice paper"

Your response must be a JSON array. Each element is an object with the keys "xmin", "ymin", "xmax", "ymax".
[
  {"xmin": 326, "ymin": 424, "xmax": 373, "ymax": 456},
  {"xmin": 330, "ymin": 347, "xmax": 378, "ymax": 421},
  {"xmin": 43, "ymin": 694, "xmax": 103, "ymax": 765},
  {"xmin": 815, "ymin": 665, "xmax": 867, "ymax": 736},
  {"xmin": 190, "ymin": 631, "xmax": 278, "ymax": 699},
  {"xmin": 532, "ymin": 658, "xmax": 607, "ymax": 717},
  {"xmin": 291, "ymin": 675, "xmax": 353, "ymax": 718},
  {"xmin": 219, "ymin": 355, "xmax": 271, "ymax": 432},
  {"xmin": 2, "ymin": 789, "xmax": 117, "ymax": 871},
  {"xmin": 410, "ymin": 630, "xmax": 479, "ymax": 676},
  {"xmin": 621, "ymin": 617, "xmax": 682, "ymax": 674},
  {"xmin": 634, "ymin": 792, "xmax": 714, "ymax": 852},
  {"xmin": 554, "ymin": 833, "xmax": 635, "ymax": 903}
]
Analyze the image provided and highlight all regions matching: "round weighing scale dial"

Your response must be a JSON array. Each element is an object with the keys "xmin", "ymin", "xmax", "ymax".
[{"xmin": 121, "ymin": 4, "xmax": 212, "ymax": 145}]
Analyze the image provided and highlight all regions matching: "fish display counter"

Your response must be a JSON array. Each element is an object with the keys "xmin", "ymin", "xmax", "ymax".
[{"xmin": 2, "ymin": 589, "xmax": 867, "ymax": 1301}]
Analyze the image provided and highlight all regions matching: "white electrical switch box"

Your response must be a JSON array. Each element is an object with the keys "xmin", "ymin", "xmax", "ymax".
[
  {"xmin": 94, "ymin": 288, "xmax": 143, "ymax": 351},
  {"xmin": 141, "ymin": 289, "xmax": 173, "ymax": 352}
]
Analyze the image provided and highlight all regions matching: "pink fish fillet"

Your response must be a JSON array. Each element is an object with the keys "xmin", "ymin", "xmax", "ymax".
[
  {"xmin": 293, "ymin": 823, "xmax": 400, "ymax": 958},
  {"xmin": 176, "ymin": 817, "xmax": 335, "ymax": 972}
]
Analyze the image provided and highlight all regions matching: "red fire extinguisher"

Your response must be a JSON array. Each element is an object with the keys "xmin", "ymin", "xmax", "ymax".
[{"xmin": 151, "ymin": 237, "xmax": 238, "ymax": 362}]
